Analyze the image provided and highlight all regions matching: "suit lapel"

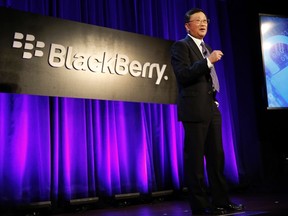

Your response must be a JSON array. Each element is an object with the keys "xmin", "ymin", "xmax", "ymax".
[{"xmin": 185, "ymin": 35, "xmax": 203, "ymax": 59}]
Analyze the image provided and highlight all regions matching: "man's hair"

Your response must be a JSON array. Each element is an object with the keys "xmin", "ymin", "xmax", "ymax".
[{"xmin": 184, "ymin": 8, "xmax": 206, "ymax": 23}]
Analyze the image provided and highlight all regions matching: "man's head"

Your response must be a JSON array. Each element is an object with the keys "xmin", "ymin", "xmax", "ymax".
[{"xmin": 185, "ymin": 8, "xmax": 209, "ymax": 39}]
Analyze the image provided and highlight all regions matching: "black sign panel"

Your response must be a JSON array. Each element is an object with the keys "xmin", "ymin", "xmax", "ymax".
[{"xmin": 0, "ymin": 7, "xmax": 177, "ymax": 104}]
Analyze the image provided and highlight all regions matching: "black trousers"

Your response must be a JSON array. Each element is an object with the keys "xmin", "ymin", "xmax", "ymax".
[{"xmin": 182, "ymin": 104, "xmax": 230, "ymax": 210}]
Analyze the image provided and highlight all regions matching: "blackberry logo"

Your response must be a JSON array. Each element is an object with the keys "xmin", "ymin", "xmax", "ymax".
[
  {"xmin": 12, "ymin": 32, "xmax": 45, "ymax": 59},
  {"xmin": 10, "ymin": 32, "xmax": 168, "ymax": 85}
]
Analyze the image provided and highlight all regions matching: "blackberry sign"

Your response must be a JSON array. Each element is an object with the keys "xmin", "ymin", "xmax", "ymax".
[{"xmin": 0, "ymin": 7, "xmax": 177, "ymax": 104}]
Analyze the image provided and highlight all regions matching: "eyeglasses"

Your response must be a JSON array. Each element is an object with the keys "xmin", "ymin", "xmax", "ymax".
[{"xmin": 188, "ymin": 19, "xmax": 210, "ymax": 25}]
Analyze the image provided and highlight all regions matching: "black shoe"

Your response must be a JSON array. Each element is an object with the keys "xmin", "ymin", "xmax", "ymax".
[
  {"xmin": 192, "ymin": 207, "xmax": 227, "ymax": 215},
  {"xmin": 219, "ymin": 202, "xmax": 245, "ymax": 212}
]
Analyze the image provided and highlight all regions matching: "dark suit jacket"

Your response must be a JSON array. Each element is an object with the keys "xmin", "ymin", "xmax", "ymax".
[{"xmin": 171, "ymin": 35, "xmax": 216, "ymax": 122}]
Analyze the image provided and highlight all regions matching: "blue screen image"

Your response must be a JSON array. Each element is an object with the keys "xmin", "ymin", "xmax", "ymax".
[{"xmin": 260, "ymin": 14, "xmax": 288, "ymax": 108}]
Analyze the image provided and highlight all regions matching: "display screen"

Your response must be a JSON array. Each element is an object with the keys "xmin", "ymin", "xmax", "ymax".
[{"xmin": 259, "ymin": 13, "xmax": 288, "ymax": 109}]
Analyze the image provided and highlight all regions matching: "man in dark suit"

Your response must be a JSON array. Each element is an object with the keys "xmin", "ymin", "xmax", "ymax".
[{"xmin": 170, "ymin": 8, "xmax": 244, "ymax": 215}]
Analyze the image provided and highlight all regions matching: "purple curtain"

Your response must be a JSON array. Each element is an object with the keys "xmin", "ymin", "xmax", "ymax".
[{"xmin": 0, "ymin": 0, "xmax": 242, "ymax": 205}]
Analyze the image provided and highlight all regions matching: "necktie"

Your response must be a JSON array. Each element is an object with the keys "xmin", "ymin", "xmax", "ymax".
[{"xmin": 200, "ymin": 42, "xmax": 220, "ymax": 92}]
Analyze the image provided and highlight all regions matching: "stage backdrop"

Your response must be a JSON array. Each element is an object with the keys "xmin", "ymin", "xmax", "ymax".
[{"xmin": 0, "ymin": 0, "xmax": 241, "ymax": 207}]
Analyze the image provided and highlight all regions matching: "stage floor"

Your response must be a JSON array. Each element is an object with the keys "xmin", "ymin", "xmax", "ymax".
[
  {"xmin": 2, "ymin": 190, "xmax": 288, "ymax": 216},
  {"xmin": 35, "ymin": 192, "xmax": 288, "ymax": 216}
]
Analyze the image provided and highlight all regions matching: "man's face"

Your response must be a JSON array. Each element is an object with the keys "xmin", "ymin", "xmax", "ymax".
[{"xmin": 185, "ymin": 12, "xmax": 208, "ymax": 39}]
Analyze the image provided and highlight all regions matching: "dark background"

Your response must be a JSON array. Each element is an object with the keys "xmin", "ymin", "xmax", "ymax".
[{"xmin": 228, "ymin": 0, "xmax": 287, "ymax": 190}]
